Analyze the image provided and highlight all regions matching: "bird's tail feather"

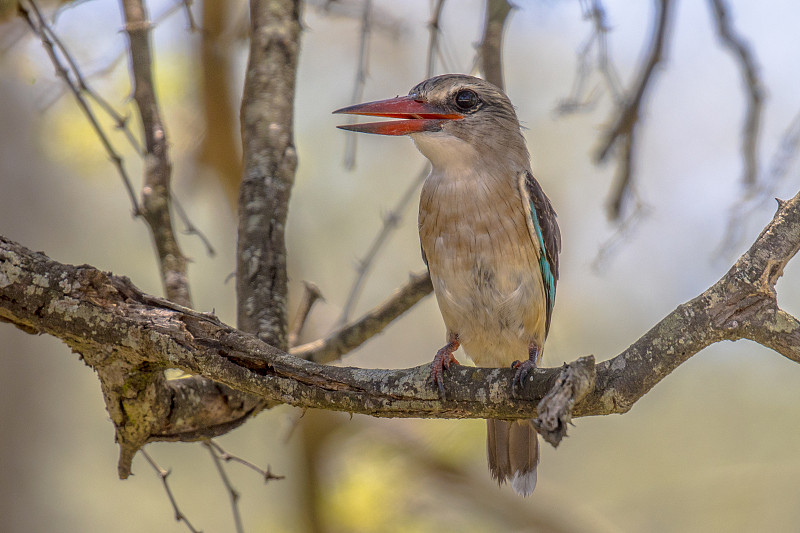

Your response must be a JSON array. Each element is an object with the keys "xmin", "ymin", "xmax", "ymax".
[{"xmin": 487, "ymin": 418, "xmax": 539, "ymax": 497}]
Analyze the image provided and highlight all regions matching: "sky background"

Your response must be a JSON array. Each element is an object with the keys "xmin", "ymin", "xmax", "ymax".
[{"xmin": 2, "ymin": 1, "xmax": 800, "ymax": 531}]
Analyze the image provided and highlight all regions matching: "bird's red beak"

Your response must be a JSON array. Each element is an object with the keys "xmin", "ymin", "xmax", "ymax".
[{"xmin": 334, "ymin": 96, "xmax": 463, "ymax": 135}]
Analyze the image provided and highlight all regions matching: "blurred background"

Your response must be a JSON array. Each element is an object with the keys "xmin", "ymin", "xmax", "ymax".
[{"xmin": 2, "ymin": 0, "xmax": 800, "ymax": 531}]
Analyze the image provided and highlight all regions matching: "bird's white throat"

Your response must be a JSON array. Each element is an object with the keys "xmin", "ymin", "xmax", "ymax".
[{"xmin": 410, "ymin": 131, "xmax": 479, "ymax": 174}]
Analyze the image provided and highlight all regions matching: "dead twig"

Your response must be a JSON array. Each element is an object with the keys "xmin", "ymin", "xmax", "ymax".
[
  {"xmin": 342, "ymin": 0, "xmax": 372, "ymax": 170},
  {"xmin": 337, "ymin": 165, "xmax": 429, "ymax": 326},
  {"xmin": 141, "ymin": 448, "xmax": 202, "ymax": 533},
  {"xmin": 202, "ymin": 441, "xmax": 244, "ymax": 533},
  {"xmin": 425, "ymin": 0, "xmax": 447, "ymax": 77},
  {"xmin": 296, "ymin": 270, "xmax": 433, "ymax": 364},
  {"xmin": 709, "ymin": 0, "xmax": 763, "ymax": 187},
  {"xmin": 557, "ymin": 0, "xmax": 623, "ymax": 114},
  {"xmin": 205, "ymin": 440, "xmax": 285, "ymax": 483},
  {"xmin": 479, "ymin": 0, "xmax": 513, "ymax": 90},
  {"xmin": 122, "ymin": 0, "xmax": 192, "ymax": 307},
  {"xmin": 595, "ymin": 0, "xmax": 673, "ymax": 221},
  {"xmin": 717, "ymin": 108, "xmax": 800, "ymax": 258},
  {"xmin": 21, "ymin": 0, "xmax": 140, "ymax": 215},
  {"xmin": 288, "ymin": 281, "xmax": 324, "ymax": 347}
]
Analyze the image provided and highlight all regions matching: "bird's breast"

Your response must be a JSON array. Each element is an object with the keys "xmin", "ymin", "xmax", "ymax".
[{"xmin": 419, "ymin": 168, "xmax": 546, "ymax": 366}]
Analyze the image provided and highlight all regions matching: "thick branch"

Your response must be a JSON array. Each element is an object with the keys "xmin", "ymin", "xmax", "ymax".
[
  {"xmin": 237, "ymin": 0, "xmax": 302, "ymax": 347},
  {"xmin": 2, "ymin": 186, "xmax": 800, "ymax": 427}
]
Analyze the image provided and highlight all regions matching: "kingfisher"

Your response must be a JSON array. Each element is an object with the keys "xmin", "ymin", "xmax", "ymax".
[{"xmin": 334, "ymin": 74, "xmax": 561, "ymax": 496}]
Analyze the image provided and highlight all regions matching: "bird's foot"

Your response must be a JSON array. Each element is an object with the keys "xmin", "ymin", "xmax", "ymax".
[
  {"xmin": 512, "ymin": 343, "xmax": 541, "ymax": 389},
  {"xmin": 431, "ymin": 335, "xmax": 460, "ymax": 398}
]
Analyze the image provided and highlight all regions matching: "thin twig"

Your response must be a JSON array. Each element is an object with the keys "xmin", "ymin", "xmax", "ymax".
[
  {"xmin": 288, "ymin": 281, "xmax": 324, "ymax": 347},
  {"xmin": 557, "ymin": 0, "xmax": 623, "ymax": 114},
  {"xmin": 716, "ymin": 108, "xmax": 800, "ymax": 258},
  {"xmin": 206, "ymin": 440, "xmax": 285, "ymax": 483},
  {"xmin": 343, "ymin": 0, "xmax": 372, "ymax": 170},
  {"xmin": 425, "ymin": 0, "xmax": 446, "ymax": 77},
  {"xmin": 299, "ymin": 270, "xmax": 433, "ymax": 364},
  {"xmin": 592, "ymin": 195, "xmax": 651, "ymax": 272},
  {"xmin": 35, "ymin": 10, "xmax": 144, "ymax": 155},
  {"xmin": 122, "ymin": 0, "xmax": 192, "ymax": 307},
  {"xmin": 336, "ymin": 165, "xmax": 429, "ymax": 326},
  {"xmin": 202, "ymin": 441, "xmax": 244, "ymax": 533},
  {"xmin": 172, "ymin": 195, "xmax": 216, "ymax": 257},
  {"xmin": 180, "ymin": 0, "xmax": 199, "ymax": 32},
  {"xmin": 141, "ymin": 448, "xmax": 202, "ymax": 533},
  {"xmin": 708, "ymin": 0, "xmax": 763, "ymax": 187},
  {"xmin": 31, "ymin": 0, "xmax": 216, "ymax": 266},
  {"xmin": 595, "ymin": 0, "xmax": 673, "ymax": 220},
  {"xmin": 22, "ymin": 0, "xmax": 141, "ymax": 215}
]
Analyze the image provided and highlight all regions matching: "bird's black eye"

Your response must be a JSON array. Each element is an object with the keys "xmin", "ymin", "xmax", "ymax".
[{"xmin": 454, "ymin": 89, "xmax": 480, "ymax": 111}]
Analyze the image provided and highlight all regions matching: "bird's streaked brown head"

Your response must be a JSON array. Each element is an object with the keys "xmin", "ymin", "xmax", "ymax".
[{"xmin": 334, "ymin": 74, "xmax": 529, "ymax": 171}]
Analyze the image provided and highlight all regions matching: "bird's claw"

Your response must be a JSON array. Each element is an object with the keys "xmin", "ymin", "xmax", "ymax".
[
  {"xmin": 511, "ymin": 359, "xmax": 536, "ymax": 389},
  {"xmin": 431, "ymin": 346, "xmax": 460, "ymax": 398}
]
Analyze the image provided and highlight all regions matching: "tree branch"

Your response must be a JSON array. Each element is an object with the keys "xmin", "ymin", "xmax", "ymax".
[
  {"xmin": 122, "ymin": 0, "xmax": 192, "ymax": 308},
  {"xmin": 294, "ymin": 270, "xmax": 433, "ymax": 363},
  {"xmin": 708, "ymin": 0, "xmax": 763, "ymax": 187},
  {"xmin": 2, "ymin": 186, "xmax": 800, "ymax": 434},
  {"xmin": 237, "ymin": 0, "xmax": 302, "ymax": 347},
  {"xmin": 479, "ymin": 0, "xmax": 513, "ymax": 90},
  {"xmin": 595, "ymin": 0, "xmax": 673, "ymax": 220}
]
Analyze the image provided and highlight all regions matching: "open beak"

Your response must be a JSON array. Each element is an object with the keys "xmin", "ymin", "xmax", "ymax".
[{"xmin": 333, "ymin": 95, "xmax": 463, "ymax": 136}]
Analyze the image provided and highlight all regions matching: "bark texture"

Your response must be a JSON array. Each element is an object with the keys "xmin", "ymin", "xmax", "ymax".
[{"xmin": 2, "ymin": 188, "xmax": 799, "ymax": 445}]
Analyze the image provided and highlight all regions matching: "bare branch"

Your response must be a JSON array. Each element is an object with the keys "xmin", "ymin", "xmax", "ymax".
[
  {"xmin": 342, "ymin": 0, "xmax": 372, "ymax": 170},
  {"xmin": 4, "ymin": 181, "xmax": 800, "ymax": 427},
  {"xmin": 288, "ymin": 281, "xmax": 324, "ymax": 347},
  {"xmin": 717, "ymin": 109, "xmax": 800, "ymax": 257},
  {"xmin": 478, "ymin": 0, "xmax": 513, "ymax": 90},
  {"xmin": 202, "ymin": 441, "xmax": 244, "ymax": 533},
  {"xmin": 426, "ymin": 0, "xmax": 446, "ymax": 77},
  {"xmin": 171, "ymin": 195, "xmax": 216, "ymax": 257},
  {"xmin": 237, "ymin": 0, "xmax": 302, "ymax": 346},
  {"xmin": 297, "ymin": 271, "xmax": 433, "ymax": 363},
  {"xmin": 337, "ymin": 166, "xmax": 429, "ymax": 326},
  {"xmin": 708, "ymin": 0, "xmax": 764, "ymax": 187},
  {"xmin": 141, "ymin": 449, "xmax": 202, "ymax": 533},
  {"xmin": 21, "ymin": 0, "xmax": 140, "ymax": 214},
  {"xmin": 595, "ymin": 0, "xmax": 673, "ymax": 220},
  {"xmin": 122, "ymin": 0, "xmax": 192, "ymax": 307},
  {"xmin": 205, "ymin": 440, "xmax": 285, "ymax": 483},
  {"xmin": 557, "ymin": 0, "xmax": 623, "ymax": 114},
  {"xmin": 180, "ymin": 0, "xmax": 199, "ymax": 32}
]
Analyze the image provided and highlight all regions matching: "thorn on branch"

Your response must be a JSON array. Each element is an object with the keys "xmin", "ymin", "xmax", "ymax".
[
  {"xmin": 288, "ymin": 281, "xmax": 324, "ymax": 347},
  {"xmin": 205, "ymin": 439, "xmax": 285, "ymax": 484}
]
